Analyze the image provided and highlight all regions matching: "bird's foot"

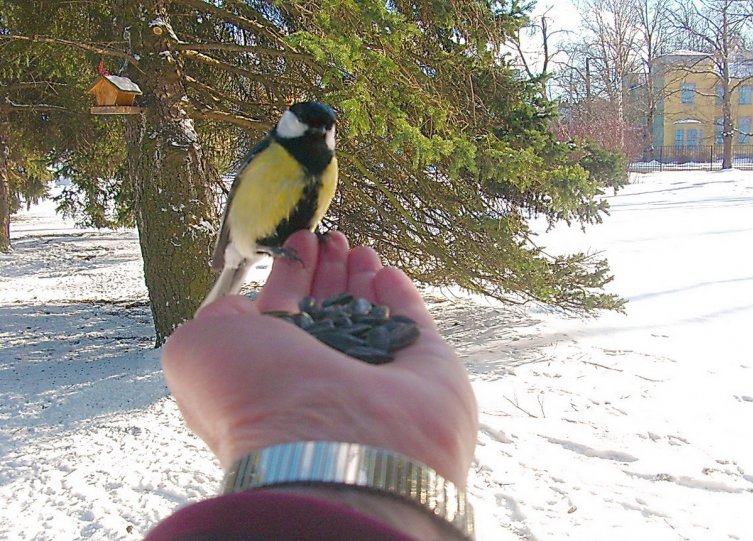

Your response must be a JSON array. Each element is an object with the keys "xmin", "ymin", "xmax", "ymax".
[{"xmin": 260, "ymin": 245, "xmax": 304, "ymax": 266}]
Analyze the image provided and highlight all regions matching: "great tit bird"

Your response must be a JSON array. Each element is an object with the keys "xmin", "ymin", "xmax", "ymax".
[{"xmin": 200, "ymin": 101, "xmax": 338, "ymax": 309}]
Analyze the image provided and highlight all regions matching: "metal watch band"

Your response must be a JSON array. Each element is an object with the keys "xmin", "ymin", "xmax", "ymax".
[{"xmin": 221, "ymin": 441, "xmax": 475, "ymax": 540}]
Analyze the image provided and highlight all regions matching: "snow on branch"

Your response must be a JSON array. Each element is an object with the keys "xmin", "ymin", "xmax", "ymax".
[
  {"xmin": 0, "ymin": 34, "xmax": 138, "ymax": 66},
  {"xmin": 0, "ymin": 97, "xmax": 70, "ymax": 113}
]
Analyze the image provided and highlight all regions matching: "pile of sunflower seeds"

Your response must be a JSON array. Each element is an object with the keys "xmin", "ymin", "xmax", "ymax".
[{"xmin": 263, "ymin": 292, "xmax": 420, "ymax": 365}]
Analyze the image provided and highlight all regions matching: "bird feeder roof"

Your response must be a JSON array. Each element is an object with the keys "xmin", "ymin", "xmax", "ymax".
[{"xmin": 88, "ymin": 75, "xmax": 142, "ymax": 95}]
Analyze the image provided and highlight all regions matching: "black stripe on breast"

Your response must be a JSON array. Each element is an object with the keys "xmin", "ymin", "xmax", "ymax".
[
  {"xmin": 257, "ymin": 175, "xmax": 323, "ymax": 248},
  {"xmin": 276, "ymin": 132, "xmax": 333, "ymax": 175}
]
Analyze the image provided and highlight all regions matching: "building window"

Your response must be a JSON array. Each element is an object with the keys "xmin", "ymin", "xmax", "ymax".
[
  {"xmin": 686, "ymin": 129, "xmax": 699, "ymax": 148},
  {"xmin": 681, "ymin": 83, "xmax": 695, "ymax": 104},
  {"xmin": 715, "ymin": 118, "xmax": 724, "ymax": 144},
  {"xmin": 739, "ymin": 86, "xmax": 752, "ymax": 105},
  {"xmin": 716, "ymin": 85, "xmax": 725, "ymax": 105},
  {"xmin": 674, "ymin": 128, "xmax": 684, "ymax": 148},
  {"xmin": 739, "ymin": 117, "xmax": 752, "ymax": 144}
]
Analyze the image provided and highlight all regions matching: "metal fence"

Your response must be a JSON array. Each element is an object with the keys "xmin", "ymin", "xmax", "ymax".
[{"xmin": 629, "ymin": 145, "xmax": 753, "ymax": 172}]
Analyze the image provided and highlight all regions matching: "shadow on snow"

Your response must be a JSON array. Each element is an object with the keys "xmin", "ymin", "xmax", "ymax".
[{"xmin": 0, "ymin": 301, "xmax": 164, "ymax": 459}]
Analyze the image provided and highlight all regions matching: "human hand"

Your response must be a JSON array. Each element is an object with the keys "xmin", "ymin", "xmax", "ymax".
[{"xmin": 162, "ymin": 230, "xmax": 478, "ymax": 488}]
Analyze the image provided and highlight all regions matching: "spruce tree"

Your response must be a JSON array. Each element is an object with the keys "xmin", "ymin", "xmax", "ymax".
[{"xmin": 2, "ymin": 0, "xmax": 626, "ymax": 344}]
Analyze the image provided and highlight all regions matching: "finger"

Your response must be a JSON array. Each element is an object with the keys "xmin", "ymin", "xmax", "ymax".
[
  {"xmin": 255, "ymin": 230, "xmax": 319, "ymax": 313},
  {"xmin": 373, "ymin": 267, "xmax": 436, "ymax": 330},
  {"xmin": 345, "ymin": 246, "xmax": 382, "ymax": 302},
  {"xmin": 310, "ymin": 231, "xmax": 350, "ymax": 301}
]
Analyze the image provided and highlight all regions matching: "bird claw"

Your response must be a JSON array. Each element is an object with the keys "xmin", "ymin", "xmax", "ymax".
[{"xmin": 260, "ymin": 246, "xmax": 304, "ymax": 266}]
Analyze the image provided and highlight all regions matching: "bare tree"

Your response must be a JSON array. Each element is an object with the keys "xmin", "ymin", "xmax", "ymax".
[
  {"xmin": 671, "ymin": 0, "xmax": 753, "ymax": 168},
  {"xmin": 553, "ymin": 40, "xmax": 646, "ymax": 157},
  {"xmin": 578, "ymin": 0, "xmax": 643, "ymax": 129},
  {"xmin": 632, "ymin": 0, "xmax": 674, "ymax": 158},
  {"xmin": 508, "ymin": 7, "xmax": 571, "ymax": 98},
  {"xmin": 551, "ymin": 0, "xmax": 646, "ymax": 156}
]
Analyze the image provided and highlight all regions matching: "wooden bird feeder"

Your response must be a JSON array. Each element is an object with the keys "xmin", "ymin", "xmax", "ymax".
[{"xmin": 88, "ymin": 75, "xmax": 144, "ymax": 115}]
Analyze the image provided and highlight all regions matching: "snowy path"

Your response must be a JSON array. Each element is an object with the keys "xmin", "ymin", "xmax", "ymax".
[{"xmin": 2, "ymin": 171, "xmax": 753, "ymax": 540}]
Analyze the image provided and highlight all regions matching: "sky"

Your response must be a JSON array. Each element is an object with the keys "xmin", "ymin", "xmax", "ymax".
[
  {"xmin": 512, "ymin": 0, "xmax": 582, "ymax": 75},
  {"xmin": 530, "ymin": 0, "xmax": 580, "ymax": 27}
]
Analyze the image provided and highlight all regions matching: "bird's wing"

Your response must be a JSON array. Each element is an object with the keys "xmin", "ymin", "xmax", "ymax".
[{"xmin": 211, "ymin": 135, "xmax": 272, "ymax": 271}]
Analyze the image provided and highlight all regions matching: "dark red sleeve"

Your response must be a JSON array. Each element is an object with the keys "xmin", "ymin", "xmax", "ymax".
[{"xmin": 143, "ymin": 491, "xmax": 421, "ymax": 541}]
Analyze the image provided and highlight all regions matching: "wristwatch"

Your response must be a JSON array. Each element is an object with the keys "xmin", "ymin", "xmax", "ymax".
[{"xmin": 222, "ymin": 441, "xmax": 475, "ymax": 539}]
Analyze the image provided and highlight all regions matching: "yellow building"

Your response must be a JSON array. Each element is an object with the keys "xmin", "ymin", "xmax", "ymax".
[{"xmin": 653, "ymin": 51, "xmax": 753, "ymax": 152}]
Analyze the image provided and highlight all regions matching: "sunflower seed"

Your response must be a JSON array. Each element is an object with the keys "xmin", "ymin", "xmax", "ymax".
[
  {"xmin": 321, "ymin": 292, "xmax": 353, "ymax": 307},
  {"xmin": 262, "ymin": 292, "xmax": 420, "ymax": 365},
  {"xmin": 307, "ymin": 320, "xmax": 336, "ymax": 334},
  {"xmin": 369, "ymin": 305, "xmax": 390, "ymax": 320},
  {"xmin": 348, "ymin": 297, "xmax": 372, "ymax": 316},
  {"xmin": 292, "ymin": 312, "xmax": 315, "ymax": 329},
  {"xmin": 299, "ymin": 296, "xmax": 317, "ymax": 314},
  {"xmin": 332, "ymin": 312, "xmax": 353, "ymax": 328},
  {"xmin": 316, "ymin": 330, "xmax": 366, "ymax": 350},
  {"xmin": 344, "ymin": 323, "xmax": 372, "ymax": 336},
  {"xmin": 345, "ymin": 346, "xmax": 394, "ymax": 365},
  {"xmin": 366, "ymin": 326, "xmax": 391, "ymax": 350},
  {"xmin": 390, "ymin": 314, "xmax": 416, "ymax": 325},
  {"xmin": 350, "ymin": 314, "xmax": 387, "ymax": 325},
  {"xmin": 388, "ymin": 323, "xmax": 420, "ymax": 351}
]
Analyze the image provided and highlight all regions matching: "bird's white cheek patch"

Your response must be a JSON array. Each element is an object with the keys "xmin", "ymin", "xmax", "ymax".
[
  {"xmin": 276, "ymin": 110, "xmax": 308, "ymax": 139},
  {"xmin": 325, "ymin": 126, "xmax": 336, "ymax": 151}
]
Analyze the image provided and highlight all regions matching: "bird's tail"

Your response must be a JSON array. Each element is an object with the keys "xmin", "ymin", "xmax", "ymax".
[{"xmin": 198, "ymin": 257, "xmax": 258, "ymax": 312}]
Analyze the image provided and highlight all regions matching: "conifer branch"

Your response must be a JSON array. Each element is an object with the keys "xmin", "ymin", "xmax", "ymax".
[
  {"xmin": 188, "ymin": 107, "xmax": 268, "ymax": 130},
  {"xmin": 181, "ymin": 49, "xmax": 307, "ymax": 89},
  {"xmin": 172, "ymin": 0, "xmax": 288, "ymax": 48},
  {"xmin": 184, "ymin": 75, "xmax": 257, "ymax": 110},
  {"xmin": 0, "ymin": 34, "xmax": 137, "ymax": 65},
  {"xmin": 0, "ymin": 81, "xmax": 68, "ymax": 92},
  {"xmin": 338, "ymin": 150, "xmax": 424, "ymax": 238},
  {"xmin": 172, "ymin": 42, "xmax": 311, "ymax": 62},
  {"xmin": 0, "ymin": 98, "xmax": 70, "ymax": 113}
]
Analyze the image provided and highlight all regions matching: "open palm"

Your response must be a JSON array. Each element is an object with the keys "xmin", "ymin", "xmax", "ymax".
[{"xmin": 162, "ymin": 230, "xmax": 478, "ymax": 487}]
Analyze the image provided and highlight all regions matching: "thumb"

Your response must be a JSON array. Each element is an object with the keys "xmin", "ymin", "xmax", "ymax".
[{"xmin": 194, "ymin": 295, "xmax": 257, "ymax": 319}]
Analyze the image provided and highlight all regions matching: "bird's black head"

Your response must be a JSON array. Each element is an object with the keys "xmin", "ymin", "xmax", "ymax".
[
  {"xmin": 290, "ymin": 101, "xmax": 337, "ymax": 130},
  {"xmin": 274, "ymin": 101, "xmax": 337, "ymax": 173},
  {"xmin": 275, "ymin": 102, "xmax": 337, "ymax": 143}
]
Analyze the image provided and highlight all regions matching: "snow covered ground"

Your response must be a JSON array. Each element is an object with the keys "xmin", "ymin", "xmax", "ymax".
[{"xmin": 1, "ymin": 170, "xmax": 752, "ymax": 540}]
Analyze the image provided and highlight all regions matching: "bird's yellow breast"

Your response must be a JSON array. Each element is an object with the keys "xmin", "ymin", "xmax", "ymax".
[
  {"xmin": 227, "ymin": 141, "xmax": 338, "ymax": 256},
  {"xmin": 314, "ymin": 157, "xmax": 339, "ymax": 224}
]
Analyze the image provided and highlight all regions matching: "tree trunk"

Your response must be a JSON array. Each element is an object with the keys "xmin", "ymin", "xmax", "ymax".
[
  {"xmin": 644, "ymin": 96, "xmax": 655, "ymax": 161},
  {"xmin": 723, "ymin": 131, "xmax": 733, "ymax": 169},
  {"xmin": 723, "ymin": 87, "xmax": 733, "ymax": 170},
  {"xmin": 0, "ymin": 129, "xmax": 11, "ymax": 253},
  {"xmin": 721, "ymin": 31, "xmax": 733, "ymax": 170},
  {"xmin": 644, "ymin": 61, "xmax": 656, "ymax": 161},
  {"xmin": 119, "ymin": 1, "xmax": 219, "ymax": 345}
]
